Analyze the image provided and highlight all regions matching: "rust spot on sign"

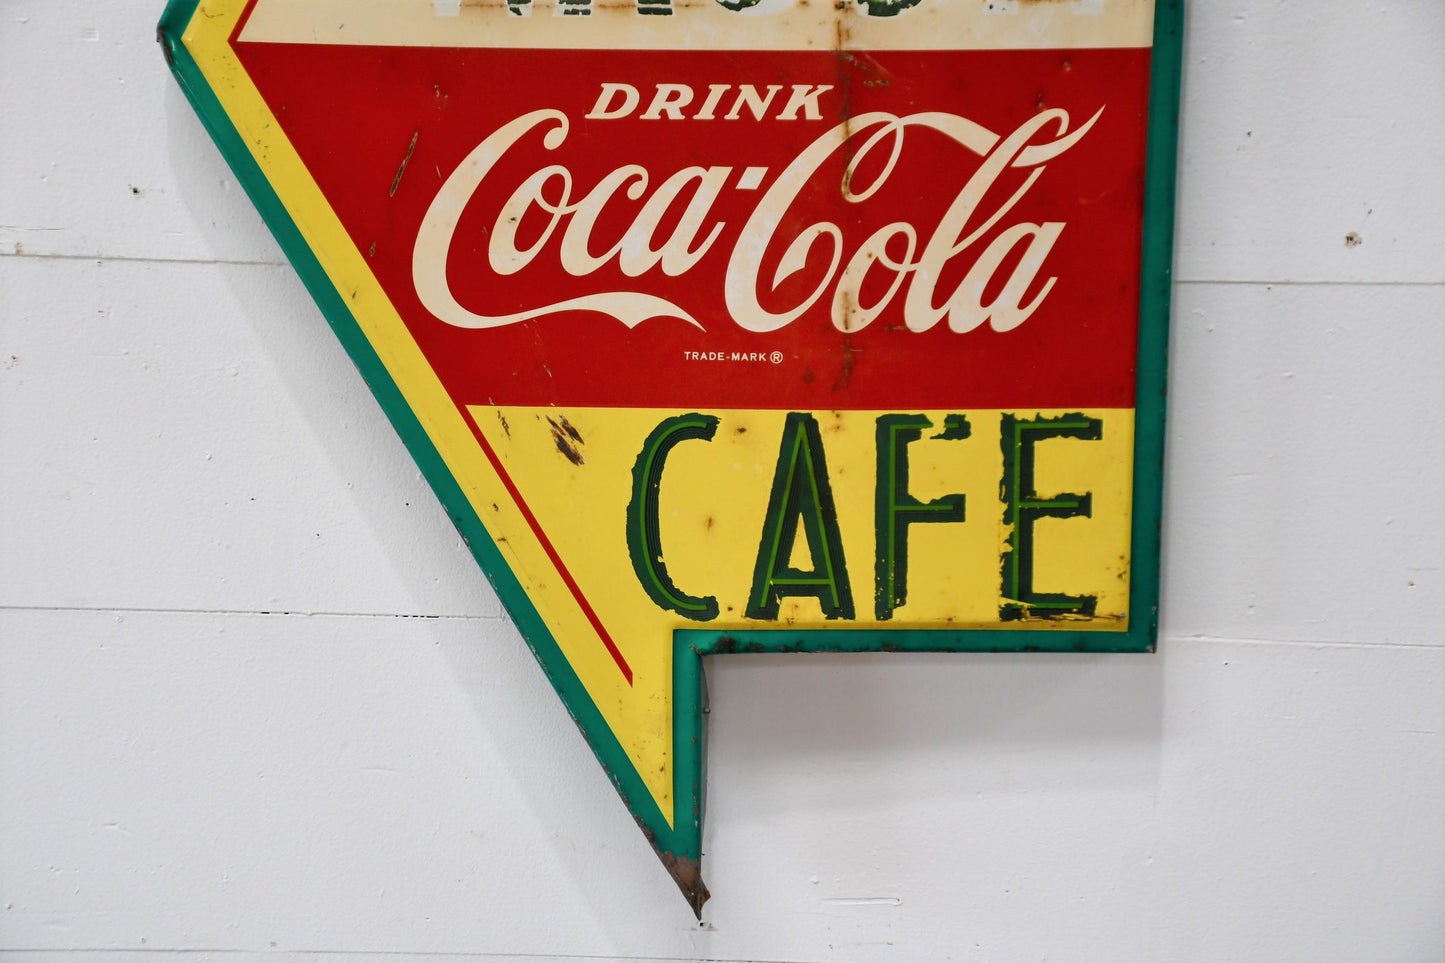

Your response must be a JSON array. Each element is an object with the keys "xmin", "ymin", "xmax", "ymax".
[
  {"xmin": 389, "ymin": 129, "xmax": 420, "ymax": 197},
  {"xmin": 547, "ymin": 414, "xmax": 585, "ymax": 465},
  {"xmin": 833, "ymin": 334, "xmax": 861, "ymax": 390},
  {"xmin": 655, "ymin": 849, "xmax": 709, "ymax": 917}
]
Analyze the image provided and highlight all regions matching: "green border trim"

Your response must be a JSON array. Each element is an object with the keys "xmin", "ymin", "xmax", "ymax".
[
  {"xmin": 160, "ymin": 0, "xmax": 1183, "ymax": 918},
  {"xmin": 157, "ymin": 0, "xmax": 696, "ymax": 909}
]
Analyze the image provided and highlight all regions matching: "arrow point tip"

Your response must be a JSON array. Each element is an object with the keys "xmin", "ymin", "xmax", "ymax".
[{"xmin": 657, "ymin": 849, "xmax": 709, "ymax": 918}]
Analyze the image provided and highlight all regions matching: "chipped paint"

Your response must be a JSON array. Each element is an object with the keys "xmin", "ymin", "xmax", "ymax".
[
  {"xmin": 238, "ymin": 0, "xmax": 1158, "ymax": 51},
  {"xmin": 389, "ymin": 129, "xmax": 420, "ymax": 197}
]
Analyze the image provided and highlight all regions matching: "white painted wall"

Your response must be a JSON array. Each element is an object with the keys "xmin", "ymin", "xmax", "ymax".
[{"xmin": 2, "ymin": 2, "xmax": 1442, "ymax": 960}]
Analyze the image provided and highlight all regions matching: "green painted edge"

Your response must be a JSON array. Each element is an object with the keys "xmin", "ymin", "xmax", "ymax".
[
  {"xmin": 669, "ymin": 0, "xmax": 1185, "ymax": 899},
  {"xmin": 156, "ymin": 0, "xmax": 692, "ymax": 904},
  {"xmin": 160, "ymin": 0, "xmax": 1182, "ymax": 917},
  {"xmin": 1132, "ymin": 0, "xmax": 1184, "ymax": 657}
]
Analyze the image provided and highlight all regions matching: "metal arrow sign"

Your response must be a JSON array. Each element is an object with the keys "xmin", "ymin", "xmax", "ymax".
[{"xmin": 159, "ymin": 0, "xmax": 1182, "ymax": 914}]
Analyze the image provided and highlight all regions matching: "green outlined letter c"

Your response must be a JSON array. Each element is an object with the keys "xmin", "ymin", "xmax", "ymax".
[{"xmin": 627, "ymin": 413, "xmax": 720, "ymax": 621}]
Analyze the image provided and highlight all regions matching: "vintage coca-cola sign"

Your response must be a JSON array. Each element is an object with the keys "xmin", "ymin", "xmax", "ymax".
[{"xmin": 161, "ymin": 0, "xmax": 1182, "ymax": 912}]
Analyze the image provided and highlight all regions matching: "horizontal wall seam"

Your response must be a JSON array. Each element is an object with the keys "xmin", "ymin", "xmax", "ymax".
[
  {"xmin": 0, "ymin": 950, "xmax": 775, "ymax": 963},
  {"xmin": 1, "ymin": 250, "xmax": 1442, "ymax": 289},
  {"xmin": 1173, "ymin": 278, "xmax": 1444, "ymax": 288},
  {"xmin": 1165, "ymin": 633, "xmax": 1443, "ymax": 651},
  {"xmin": 2, "ymin": 605, "xmax": 1440, "ymax": 650},
  {"xmin": 0, "ymin": 603, "xmax": 506, "ymax": 623},
  {"xmin": 0, "ymin": 251, "xmax": 287, "ymax": 268}
]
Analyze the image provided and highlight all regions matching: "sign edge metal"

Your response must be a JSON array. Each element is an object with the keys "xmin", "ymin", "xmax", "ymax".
[{"xmin": 158, "ymin": 0, "xmax": 1185, "ymax": 916}]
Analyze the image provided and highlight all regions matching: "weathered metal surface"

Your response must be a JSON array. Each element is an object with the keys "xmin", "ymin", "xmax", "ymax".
[{"xmin": 159, "ymin": 0, "xmax": 1183, "ymax": 915}]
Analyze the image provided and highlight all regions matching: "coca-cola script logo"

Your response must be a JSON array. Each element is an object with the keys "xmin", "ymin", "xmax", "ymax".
[
  {"xmin": 239, "ymin": 46, "xmax": 1150, "ymax": 408},
  {"xmin": 414, "ymin": 87, "xmax": 1100, "ymax": 338}
]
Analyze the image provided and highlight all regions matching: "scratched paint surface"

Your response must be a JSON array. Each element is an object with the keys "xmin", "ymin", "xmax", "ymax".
[{"xmin": 161, "ymin": 0, "xmax": 1172, "ymax": 912}]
